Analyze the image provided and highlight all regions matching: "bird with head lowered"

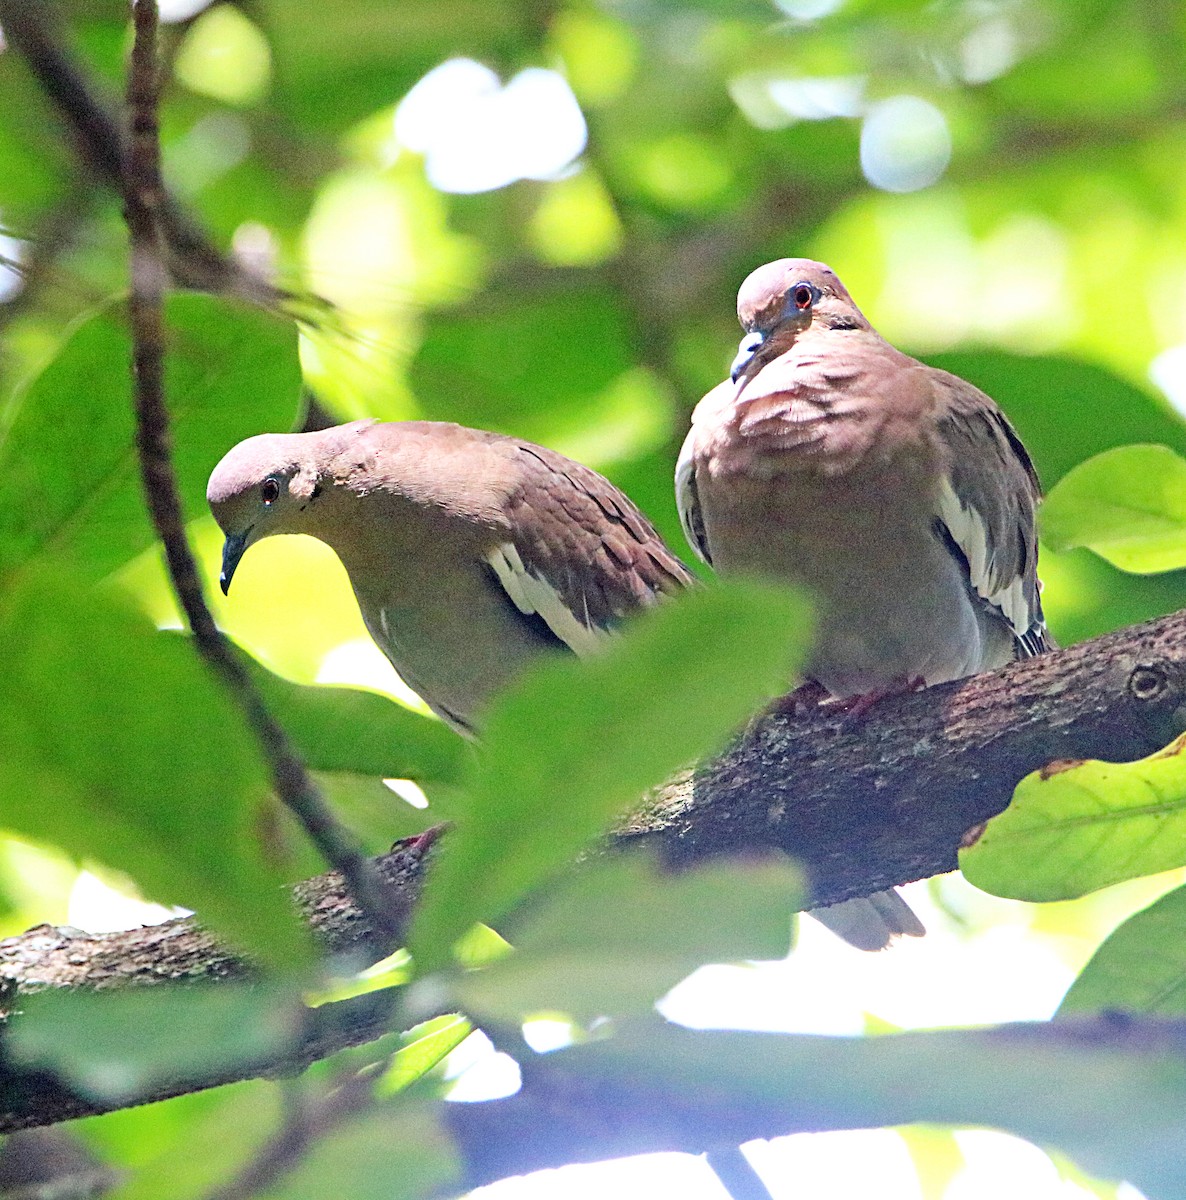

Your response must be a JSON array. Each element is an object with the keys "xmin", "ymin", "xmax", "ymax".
[{"xmin": 208, "ymin": 419, "xmax": 693, "ymax": 737}]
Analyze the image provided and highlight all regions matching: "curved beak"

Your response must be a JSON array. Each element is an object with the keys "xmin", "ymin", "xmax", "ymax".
[
  {"xmin": 730, "ymin": 331, "xmax": 765, "ymax": 382},
  {"xmin": 219, "ymin": 529, "xmax": 251, "ymax": 595}
]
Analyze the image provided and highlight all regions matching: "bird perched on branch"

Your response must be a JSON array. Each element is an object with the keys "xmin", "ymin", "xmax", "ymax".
[
  {"xmin": 207, "ymin": 419, "xmax": 692, "ymax": 736},
  {"xmin": 676, "ymin": 258, "xmax": 1051, "ymax": 949}
]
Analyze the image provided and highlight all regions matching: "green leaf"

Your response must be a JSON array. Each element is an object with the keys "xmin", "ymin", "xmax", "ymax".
[
  {"xmin": 925, "ymin": 353, "xmax": 1186, "ymax": 489},
  {"xmin": 1060, "ymin": 884, "xmax": 1186, "ymax": 1016},
  {"xmin": 960, "ymin": 732, "xmax": 1186, "ymax": 902},
  {"xmin": 457, "ymin": 854, "xmax": 802, "ymax": 1020},
  {"xmin": 410, "ymin": 284, "xmax": 632, "ymax": 444},
  {"xmin": 242, "ymin": 646, "xmax": 466, "ymax": 785},
  {"xmin": 376, "ymin": 1015, "xmax": 472, "ymax": 1095},
  {"xmin": 260, "ymin": 1102, "xmax": 457, "ymax": 1200},
  {"xmin": 409, "ymin": 578, "xmax": 813, "ymax": 971},
  {"xmin": 1040, "ymin": 445, "xmax": 1186, "ymax": 573},
  {"xmin": 0, "ymin": 569, "xmax": 312, "ymax": 970},
  {"xmin": 77, "ymin": 1080, "xmax": 283, "ymax": 1200},
  {"xmin": 554, "ymin": 1016, "xmax": 1186, "ymax": 1198},
  {"xmin": 8, "ymin": 984, "xmax": 304, "ymax": 1104},
  {"xmin": 0, "ymin": 293, "xmax": 301, "ymax": 583},
  {"xmin": 265, "ymin": 0, "xmax": 525, "ymax": 132}
]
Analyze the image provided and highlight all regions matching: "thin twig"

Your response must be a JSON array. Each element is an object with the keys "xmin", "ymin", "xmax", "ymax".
[
  {"xmin": 706, "ymin": 1146, "xmax": 778, "ymax": 1200},
  {"xmin": 0, "ymin": 0, "xmax": 281, "ymax": 305},
  {"xmin": 201, "ymin": 1073, "xmax": 374, "ymax": 1200},
  {"xmin": 121, "ymin": 0, "xmax": 400, "ymax": 943}
]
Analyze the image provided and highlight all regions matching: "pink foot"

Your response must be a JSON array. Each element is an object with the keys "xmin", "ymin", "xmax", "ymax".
[
  {"xmin": 769, "ymin": 678, "xmax": 831, "ymax": 719},
  {"xmin": 833, "ymin": 675, "xmax": 927, "ymax": 721}
]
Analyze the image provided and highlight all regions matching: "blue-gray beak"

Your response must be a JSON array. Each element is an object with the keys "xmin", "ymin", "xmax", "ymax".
[
  {"xmin": 219, "ymin": 529, "xmax": 251, "ymax": 595},
  {"xmin": 730, "ymin": 331, "xmax": 765, "ymax": 382}
]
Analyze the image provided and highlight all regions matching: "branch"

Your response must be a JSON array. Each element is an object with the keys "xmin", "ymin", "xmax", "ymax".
[
  {"xmin": 624, "ymin": 606, "xmax": 1186, "ymax": 903},
  {"xmin": 0, "ymin": 836, "xmax": 433, "ymax": 1132},
  {"xmin": 439, "ymin": 1016, "xmax": 1186, "ymax": 1192},
  {"xmin": 0, "ymin": 0, "xmax": 281, "ymax": 305},
  {"xmin": 1, "ymin": 607, "xmax": 1184, "ymax": 1133},
  {"xmin": 120, "ymin": 0, "xmax": 399, "ymax": 944},
  {"xmin": 201, "ymin": 1074, "xmax": 374, "ymax": 1200},
  {"xmin": 705, "ymin": 1147, "xmax": 777, "ymax": 1200}
]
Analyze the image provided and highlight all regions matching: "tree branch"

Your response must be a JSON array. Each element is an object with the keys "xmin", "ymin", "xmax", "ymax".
[
  {"xmin": 120, "ymin": 0, "xmax": 400, "ymax": 945},
  {"xmin": 0, "ymin": 0, "xmax": 281, "ymax": 305},
  {"xmin": 201, "ymin": 1074, "xmax": 375, "ymax": 1200},
  {"xmin": 439, "ymin": 1016, "xmax": 1186, "ymax": 1193},
  {"xmin": 1, "ymin": 607, "xmax": 1184, "ymax": 1134}
]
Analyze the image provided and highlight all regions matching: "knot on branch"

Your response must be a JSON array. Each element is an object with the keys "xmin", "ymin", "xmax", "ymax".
[{"xmin": 1128, "ymin": 662, "xmax": 1174, "ymax": 705}]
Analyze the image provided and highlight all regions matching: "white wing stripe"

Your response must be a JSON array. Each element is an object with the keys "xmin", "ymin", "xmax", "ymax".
[
  {"xmin": 936, "ymin": 480, "xmax": 1031, "ymax": 636},
  {"xmin": 486, "ymin": 543, "xmax": 607, "ymax": 659},
  {"xmin": 675, "ymin": 432, "xmax": 710, "ymax": 565}
]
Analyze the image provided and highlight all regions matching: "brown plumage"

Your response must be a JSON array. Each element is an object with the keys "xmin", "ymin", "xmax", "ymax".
[
  {"xmin": 208, "ymin": 419, "xmax": 692, "ymax": 734},
  {"xmin": 678, "ymin": 258, "xmax": 1049, "ymax": 697},
  {"xmin": 676, "ymin": 258, "xmax": 1052, "ymax": 949}
]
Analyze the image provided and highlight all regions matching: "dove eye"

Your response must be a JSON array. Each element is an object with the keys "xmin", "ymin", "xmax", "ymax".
[
  {"xmin": 792, "ymin": 283, "xmax": 814, "ymax": 310},
  {"xmin": 261, "ymin": 478, "xmax": 280, "ymax": 505}
]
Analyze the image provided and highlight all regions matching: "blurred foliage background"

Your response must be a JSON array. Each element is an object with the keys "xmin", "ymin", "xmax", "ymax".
[{"xmin": 5, "ymin": 0, "xmax": 1186, "ymax": 1197}]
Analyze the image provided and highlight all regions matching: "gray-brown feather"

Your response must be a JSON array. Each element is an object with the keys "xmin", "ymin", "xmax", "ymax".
[{"xmin": 209, "ymin": 419, "xmax": 692, "ymax": 734}]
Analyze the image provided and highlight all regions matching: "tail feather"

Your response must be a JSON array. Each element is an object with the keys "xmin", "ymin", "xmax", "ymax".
[{"xmin": 810, "ymin": 888, "xmax": 925, "ymax": 951}]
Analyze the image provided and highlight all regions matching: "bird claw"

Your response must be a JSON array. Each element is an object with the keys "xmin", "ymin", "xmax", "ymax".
[
  {"xmin": 769, "ymin": 678, "xmax": 831, "ymax": 718},
  {"xmin": 832, "ymin": 675, "xmax": 927, "ymax": 721}
]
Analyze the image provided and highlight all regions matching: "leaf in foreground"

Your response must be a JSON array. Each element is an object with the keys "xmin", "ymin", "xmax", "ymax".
[
  {"xmin": 0, "ymin": 570, "xmax": 311, "ymax": 969},
  {"xmin": 457, "ymin": 854, "xmax": 803, "ymax": 1020},
  {"xmin": 262, "ymin": 1102, "xmax": 457, "ymax": 1200},
  {"xmin": 9, "ymin": 985, "xmax": 304, "ymax": 1104},
  {"xmin": 1059, "ymin": 883, "xmax": 1186, "ymax": 1016},
  {"xmin": 376, "ymin": 1015, "xmax": 472, "ymax": 1096},
  {"xmin": 0, "ymin": 294, "xmax": 301, "ymax": 584},
  {"xmin": 1039, "ymin": 444, "xmax": 1186, "ymax": 573},
  {"xmin": 408, "ymin": 578, "xmax": 813, "ymax": 971},
  {"xmin": 241, "ymin": 645, "xmax": 466, "ymax": 785},
  {"xmin": 960, "ymin": 733, "xmax": 1186, "ymax": 902}
]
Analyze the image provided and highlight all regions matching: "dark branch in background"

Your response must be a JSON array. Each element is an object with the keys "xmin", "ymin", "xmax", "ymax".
[
  {"xmin": 441, "ymin": 1016, "xmax": 1186, "ymax": 1193},
  {"xmin": 0, "ymin": 0, "xmax": 280, "ymax": 305},
  {"xmin": 705, "ymin": 1147, "xmax": 778, "ymax": 1200},
  {"xmin": 121, "ymin": 0, "xmax": 400, "ymax": 943},
  {"xmin": 0, "ymin": 189, "xmax": 100, "ymax": 349},
  {"xmin": 3, "ymin": 606, "xmax": 1186, "ymax": 1136},
  {"xmin": 201, "ymin": 1074, "xmax": 374, "ymax": 1200}
]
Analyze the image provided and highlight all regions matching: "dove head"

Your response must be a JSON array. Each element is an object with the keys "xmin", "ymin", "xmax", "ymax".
[
  {"xmin": 206, "ymin": 423, "xmax": 377, "ymax": 594},
  {"xmin": 730, "ymin": 258, "xmax": 870, "ymax": 382}
]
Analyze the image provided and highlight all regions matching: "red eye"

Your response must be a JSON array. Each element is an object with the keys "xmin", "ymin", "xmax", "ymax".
[
  {"xmin": 261, "ymin": 478, "xmax": 280, "ymax": 505},
  {"xmin": 793, "ymin": 284, "xmax": 813, "ymax": 310}
]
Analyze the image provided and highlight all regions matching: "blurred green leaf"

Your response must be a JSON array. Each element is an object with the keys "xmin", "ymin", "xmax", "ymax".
[
  {"xmin": 9, "ymin": 984, "xmax": 304, "ymax": 1104},
  {"xmin": 240, "ymin": 642, "xmax": 467, "ymax": 784},
  {"xmin": 260, "ymin": 1102, "xmax": 457, "ymax": 1200},
  {"xmin": 1060, "ymin": 884, "xmax": 1186, "ymax": 1016},
  {"xmin": 0, "ymin": 570, "xmax": 312, "ymax": 969},
  {"xmin": 961, "ymin": 733, "xmax": 1186, "ymax": 902},
  {"xmin": 77, "ymin": 1080, "xmax": 282, "ymax": 1200},
  {"xmin": 263, "ymin": 0, "xmax": 526, "ymax": 133},
  {"xmin": 457, "ymin": 854, "xmax": 802, "ymax": 1020},
  {"xmin": 1040, "ymin": 445, "xmax": 1186, "ymax": 573},
  {"xmin": 0, "ymin": 294, "xmax": 301, "ymax": 583},
  {"xmin": 926, "ymin": 354, "xmax": 1186, "ymax": 488},
  {"xmin": 409, "ymin": 578, "xmax": 813, "ymax": 971},
  {"xmin": 376, "ymin": 1015, "xmax": 472, "ymax": 1096},
  {"xmin": 305, "ymin": 774, "xmax": 437, "ymax": 854},
  {"xmin": 556, "ymin": 1016, "xmax": 1186, "ymax": 1199},
  {"xmin": 410, "ymin": 284, "xmax": 632, "ymax": 440}
]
